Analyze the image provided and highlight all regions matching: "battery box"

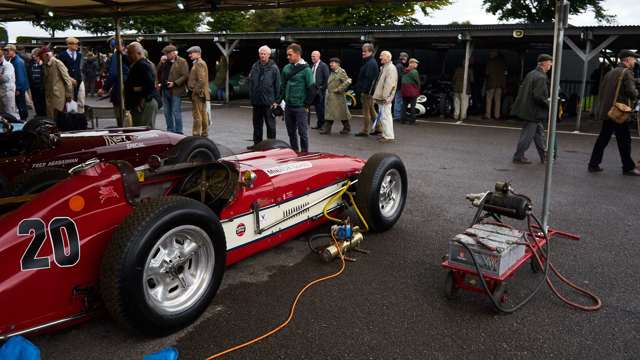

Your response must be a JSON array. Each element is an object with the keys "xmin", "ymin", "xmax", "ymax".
[{"xmin": 448, "ymin": 223, "xmax": 526, "ymax": 278}]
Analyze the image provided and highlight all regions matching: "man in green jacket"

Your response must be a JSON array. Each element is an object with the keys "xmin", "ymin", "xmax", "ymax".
[{"xmin": 277, "ymin": 43, "xmax": 315, "ymax": 152}]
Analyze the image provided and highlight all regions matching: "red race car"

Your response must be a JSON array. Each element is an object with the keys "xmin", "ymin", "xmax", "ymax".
[
  {"xmin": 0, "ymin": 119, "xmax": 220, "ymax": 196},
  {"xmin": 0, "ymin": 140, "xmax": 407, "ymax": 338}
]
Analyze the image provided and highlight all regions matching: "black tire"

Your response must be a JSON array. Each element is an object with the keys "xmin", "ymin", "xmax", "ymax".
[
  {"xmin": 165, "ymin": 136, "xmax": 221, "ymax": 164},
  {"xmin": 100, "ymin": 196, "xmax": 226, "ymax": 336},
  {"xmin": 355, "ymin": 153, "xmax": 408, "ymax": 233},
  {"xmin": 10, "ymin": 167, "xmax": 69, "ymax": 196},
  {"xmin": 252, "ymin": 139, "xmax": 291, "ymax": 151},
  {"xmin": 444, "ymin": 271, "xmax": 459, "ymax": 300}
]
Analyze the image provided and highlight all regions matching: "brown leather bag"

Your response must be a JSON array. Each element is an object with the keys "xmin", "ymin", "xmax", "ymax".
[{"xmin": 607, "ymin": 69, "xmax": 633, "ymax": 124}]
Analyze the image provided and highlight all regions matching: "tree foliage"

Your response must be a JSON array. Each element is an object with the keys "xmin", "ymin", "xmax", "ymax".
[
  {"xmin": 77, "ymin": 13, "xmax": 203, "ymax": 35},
  {"xmin": 0, "ymin": 25, "xmax": 7, "ymax": 43},
  {"xmin": 32, "ymin": 18, "xmax": 74, "ymax": 37},
  {"xmin": 482, "ymin": 0, "xmax": 614, "ymax": 23}
]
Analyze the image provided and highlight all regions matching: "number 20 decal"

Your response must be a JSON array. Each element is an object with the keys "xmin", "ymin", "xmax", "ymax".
[{"xmin": 18, "ymin": 217, "xmax": 81, "ymax": 271}]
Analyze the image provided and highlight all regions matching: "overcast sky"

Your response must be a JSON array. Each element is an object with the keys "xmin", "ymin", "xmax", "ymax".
[{"xmin": 5, "ymin": 0, "xmax": 639, "ymax": 42}]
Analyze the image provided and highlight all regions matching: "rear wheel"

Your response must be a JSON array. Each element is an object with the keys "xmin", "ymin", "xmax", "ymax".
[
  {"xmin": 100, "ymin": 196, "xmax": 226, "ymax": 335},
  {"xmin": 355, "ymin": 153, "xmax": 407, "ymax": 232},
  {"xmin": 252, "ymin": 139, "xmax": 291, "ymax": 151},
  {"xmin": 10, "ymin": 167, "xmax": 69, "ymax": 196},
  {"xmin": 166, "ymin": 136, "xmax": 221, "ymax": 164}
]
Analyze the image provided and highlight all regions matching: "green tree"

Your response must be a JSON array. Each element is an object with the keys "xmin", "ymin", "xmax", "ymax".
[
  {"xmin": 76, "ymin": 17, "xmax": 120, "ymax": 35},
  {"xmin": 482, "ymin": 0, "xmax": 614, "ymax": 23},
  {"xmin": 0, "ymin": 25, "xmax": 7, "ymax": 43},
  {"xmin": 78, "ymin": 13, "xmax": 203, "ymax": 35},
  {"xmin": 33, "ymin": 18, "xmax": 74, "ymax": 38},
  {"xmin": 206, "ymin": 11, "xmax": 251, "ymax": 32}
]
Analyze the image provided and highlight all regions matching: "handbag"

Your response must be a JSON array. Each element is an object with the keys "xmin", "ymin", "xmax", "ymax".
[{"xmin": 607, "ymin": 69, "xmax": 633, "ymax": 124}]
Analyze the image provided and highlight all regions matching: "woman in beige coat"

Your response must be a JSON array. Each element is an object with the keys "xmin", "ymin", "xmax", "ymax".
[
  {"xmin": 40, "ymin": 48, "xmax": 73, "ymax": 119},
  {"xmin": 321, "ymin": 58, "xmax": 352, "ymax": 135}
]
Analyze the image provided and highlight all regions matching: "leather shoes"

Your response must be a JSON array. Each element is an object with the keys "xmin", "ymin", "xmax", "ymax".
[
  {"xmin": 369, "ymin": 130, "xmax": 382, "ymax": 136},
  {"xmin": 623, "ymin": 168, "xmax": 640, "ymax": 176},
  {"xmin": 513, "ymin": 158, "xmax": 532, "ymax": 164},
  {"xmin": 246, "ymin": 145, "xmax": 255, "ymax": 150},
  {"xmin": 311, "ymin": 126, "xmax": 321, "ymax": 130},
  {"xmin": 588, "ymin": 165, "xmax": 603, "ymax": 173},
  {"xmin": 354, "ymin": 132, "xmax": 368, "ymax": 137}
]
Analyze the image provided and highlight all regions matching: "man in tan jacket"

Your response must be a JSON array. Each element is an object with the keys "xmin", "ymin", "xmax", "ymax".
[
  {"xmin": 187, "ymin": 46, "xmax": 210, "ymax": 137},
  {"xmin": 157, "ymin": 45, "xmax": 189, "ymax": 134},
  {"xmin": 372, "ymin": 50, "xmax": 398, "ymax": 142},
  {"xmin": 39, "ymin": 47, "xmax": 73, "ymax": 119}
]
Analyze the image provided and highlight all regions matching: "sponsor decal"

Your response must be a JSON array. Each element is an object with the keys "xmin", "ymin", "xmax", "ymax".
[
  {"xmin": 103, "ymin": 135, "xmax": 132, "ymax": 146},
  {"xmin": 98, "ymin": 185, "xmax": 119, "ymax": 203},
  {"xmin": 32, "ymin": 158, "xmax": 79, "ymax": 168},
  {"xmin": 126, "ymin": 142, "xmax": 145, "ymax": 150},
  {"xmin": 134, "ymin": 132, "xmax": 160, "ymax": 140},
  {"xmin": 236, "ymin": 223, "xmax": 246, "ymax": 237},
  {"xmin": 264, "ymin": 161, "xmax": 312, "ymax": 177}
]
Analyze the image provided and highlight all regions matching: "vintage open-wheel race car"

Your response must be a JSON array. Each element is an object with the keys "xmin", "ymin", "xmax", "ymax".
[{"xmin": 0, "ymin": 139, "xmax": 407, "ymax": 338}]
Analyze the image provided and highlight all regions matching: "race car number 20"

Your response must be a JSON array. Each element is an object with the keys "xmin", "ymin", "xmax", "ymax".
[{"xmin": 18, "ymin": 217, "xmax": 81, "ymax": 271}]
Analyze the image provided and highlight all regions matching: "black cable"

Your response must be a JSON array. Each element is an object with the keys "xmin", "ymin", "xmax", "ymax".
[{"xmin": 307, "ymin": 233, "xmax": 332, "ymax": 255}]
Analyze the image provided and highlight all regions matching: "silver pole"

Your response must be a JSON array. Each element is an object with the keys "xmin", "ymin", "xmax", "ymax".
[
  {"xmin": 459, "ymin": 37, "xmax": 472, "ymax": 123},
  {"xmin": 115, "ymin": 16, "xmax": 125, "ymax": 125},
  {"xmin": 575, "ymin": 38, "xmax": 591, "ymax": 132},
  {"xmin": 541, "ymin": 0, "xmax": 569, "ymax": 229}
]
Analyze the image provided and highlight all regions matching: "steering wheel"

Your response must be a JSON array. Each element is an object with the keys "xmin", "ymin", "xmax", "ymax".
[{"xmin": 0, "ymin": 117, "xmax": 13, "ymax": 134}]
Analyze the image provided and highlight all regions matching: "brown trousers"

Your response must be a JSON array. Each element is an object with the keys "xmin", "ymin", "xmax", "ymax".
[
  {"xmin": 192, "ymin": 96, "xmax": 208, "ymax": 136},
  {"xmin": 361, "ymin": 94, "xmax": 381, "ymax": 133}
]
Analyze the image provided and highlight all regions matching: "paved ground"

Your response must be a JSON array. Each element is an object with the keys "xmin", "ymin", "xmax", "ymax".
[{"xmin": 32, "ymin": 101, "xmax": 640, "ymax": 359}]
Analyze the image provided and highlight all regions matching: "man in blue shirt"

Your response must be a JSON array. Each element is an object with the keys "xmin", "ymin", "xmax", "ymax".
[{"xmin": 4, "ymin": 45, "xmax": 29, "ymax": 120}]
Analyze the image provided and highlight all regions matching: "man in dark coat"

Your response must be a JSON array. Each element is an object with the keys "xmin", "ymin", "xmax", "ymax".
[
  {"xmin": 511, "ymin": 54, "xmax": 553, "ymax": 164},
  {"xmin": 58, "ymin": 37, "xmax": 83, "ymax": 101},
  {"xmin": 27, "ymin": 48, "xmax": 46, "ymax": 117},
  {"xmin": 124, "ymin": 42, "xmax": 159, "ymax": 128},
  {"xmin": 99, "ymin": 40, "xmax": 129, "ymax": 127},
  {"xmin": 248, "ymin": 45, "xmax": 281, "ymax": 149},
  {"xmin": 310, "ymin": 50, "xmax": 330, "ymax": 130},
  {"xmin": 588, "ymin": 50, "xmax": 640, "ymax": 176},
  {"xmin": 355, "ymin": 43, "xmax": 380, "ymax": 137}
]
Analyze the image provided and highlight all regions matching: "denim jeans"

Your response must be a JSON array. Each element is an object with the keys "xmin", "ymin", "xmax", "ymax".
[
  {"xmin": 393, "ymin": 91, "xmax": 403, "ymax": 120},
  {"xmin": 162, "ymin": 89, "xmax": 183, "ymax": 133}
]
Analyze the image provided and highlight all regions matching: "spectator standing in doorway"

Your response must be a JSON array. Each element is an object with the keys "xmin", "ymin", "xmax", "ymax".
[
  {"xmin": 187, "ymin": 46, "xmax": 211, "ymax": 137},
  {"xmin": 58, "ymin": 37, "xmax": 83, "ymax": 101},
  {"xmin": 157, "ymin": 45, "xmax": 189, "ymax": 134},
  {"xmin": 83, "ymin": 52, "xmax": 100, "ymax": 97},
  {"xmin": 511, "ymin": 54, "xmax": 552, "ymax": 164},
  {"xmin": 277, "ymin": 43, "xmax": 315, "ymax": 152},
  {"xmin": 99, "ymin": 38, "xmax": 129, "ymax": 127},
  {"xmin": 485, "ymin": 51, "xmax": 506, "ymax": 120},
  {"xmin": 215, "ymin": 56, "xmax": 227, "ymax": 101},
  {"xmin": 124, "ymin": 42, "xmax": 159, "ymax": 128},
  {"xmin": 452, "ymin": 62, "xmax": 474, "ymax": 121},
  {"xmin": 372, "ymin": 50, "xmax": 398, "ymax": 143},
  {"xmin": 588, "ymin": 50, "xmax": 640, "ymax": 176},
  {"xmin": 39, "ymin": 47, "xmax": 73, "ymax": 119},
  {"xmin": 355, "ymin": 43, "xmax": 379, "ymax": 137},
  {"xmin": 248, "ymin": 45, "xmax": 281, "ymax": 149},
  {"xmin": 0, "ymin": 49, "xmax": 18, "ymax": 118},
  {"xmin": 310, "ymin": 50, "xmax": 330, "ymax": 130},
  {"xmin": 394, "ymin": 51, "xmax": 409, "ymax": 121},
  {"xmin": 27, "ymin": 48, "xmax": 46, "ymax": 117},
  {"xmin": 321, "ymin": 57, "xmax": 352, "ymax": 135},
  {"xmin": 400, "ymin": 58, "xmax": 420, "ymax": 125},
  {"xmin": 4, "ymin": 45, "xmax": 29, "ymax": 120}
]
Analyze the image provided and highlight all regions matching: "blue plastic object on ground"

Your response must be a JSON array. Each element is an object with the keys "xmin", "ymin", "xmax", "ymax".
[
  {"xmin": 0, "ymin": 336, "xmax": 41, "ymax": 360},
  {"xmin": 143, "ymin": 347, "xmax": 179, "ymax": 360}
]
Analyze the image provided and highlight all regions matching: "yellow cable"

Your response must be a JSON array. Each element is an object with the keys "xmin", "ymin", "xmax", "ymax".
[
  {"xmin": 205, "ymin": 233, "xmax": 346, "ymax": 360},
  {"xmin": 322, "ymin": 181, "xmax": 350, "ymax": 224}
]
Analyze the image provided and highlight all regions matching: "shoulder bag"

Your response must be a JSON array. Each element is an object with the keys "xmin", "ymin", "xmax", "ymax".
[{"xmin": 607, "ymin": 69, "xmax": 633, "ymax": 124}]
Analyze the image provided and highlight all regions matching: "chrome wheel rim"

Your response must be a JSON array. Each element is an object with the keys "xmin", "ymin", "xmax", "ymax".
[
  {"xmin": 143, "ymin": 225, "xmax": 215, "ymax": 315},
  {"xmin": 378, "ymin": 168, "xmax": 402, "ymax": 219}
]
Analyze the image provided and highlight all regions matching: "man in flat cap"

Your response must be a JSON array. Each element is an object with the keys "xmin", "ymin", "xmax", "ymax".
[
  {"xmin": 39, "ymin": 47, "xmax": 74, "ymax": 119},
  {"xmin": 58, "ymin": 37, "xmax": 82, "ymax": 101},
  {"xmin": 157, "ymin": 45, "xmax": 189, "ymax": 134},
  {"xmin": 588, "ymin": 49, "xmax": 640, "ymax": 176},
  {"xmin": 511, "ymin": 53, "xmax": 553, "ymax": 164},
  {"xmin": 4, "ymin": 44, "xmax": 29, "ymax": 120},
  {"xmin": 124, "ymin": 42, "xmax": 159, "ymax": 127},
  {"xmin": 187, "ymin": 46, "xmax": 210, "ymax": 137}
]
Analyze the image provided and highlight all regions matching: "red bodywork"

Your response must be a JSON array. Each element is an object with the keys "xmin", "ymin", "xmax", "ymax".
[
  {"xmin": 0, "ymin": 128, "xmax": 184, "ymax": 183},
  {"xmin": 0, "ymin": 148, "xmax": 365, "ymax": 338}
]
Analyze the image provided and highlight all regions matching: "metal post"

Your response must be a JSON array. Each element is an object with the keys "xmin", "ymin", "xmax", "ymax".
[
  {"xmin": 541, "ymin": 0, "xmax": 569, "ymax": 229},
  {"xmin": 224, "ymin": 44, "xmax": 230, "ymax": 104},
  {"xmin": 575, "ymin": 39, "xmax": 591, "ymax": 132},
  {"xmin": 459, "ymin": 38, "xmax": 472, "ymax": 124},
  {"xmin": 115, "ymin": 16, "xmax": 125, "ymax": 125}
]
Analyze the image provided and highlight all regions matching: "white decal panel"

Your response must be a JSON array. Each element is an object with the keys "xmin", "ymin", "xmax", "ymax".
[
  {"xmin": 264, "ymin": 161, "xmax": 312, "ymax": 177},
  {"xmin": 222, "ymin": 181, "xmax": 346, "ymax": 250}
]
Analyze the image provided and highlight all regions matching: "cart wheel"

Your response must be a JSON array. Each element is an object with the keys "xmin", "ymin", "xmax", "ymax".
[
  {"xmin": 530, "ymin": 258, "xmax": 543, "ymax": 273},
  {"xmin": 444, "ymin": 271, "xmax": 459, "ymax": 300},
  {"xmin": 492, "ymin": 282, "xmax": 507, "ymax": 304}
]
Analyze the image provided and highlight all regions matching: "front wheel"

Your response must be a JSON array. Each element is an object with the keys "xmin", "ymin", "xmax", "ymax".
[
  {"xmin": 100, "ymin": 196, "xmax": 226, "ymax": 336},
  {"xmin": 355, "ymin": 153, "xmax": 408, "ymax": 232}
]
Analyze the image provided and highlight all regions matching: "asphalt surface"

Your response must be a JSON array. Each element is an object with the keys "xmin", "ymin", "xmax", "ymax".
[{"xmin": 32, "ymin": 102, "xmax": 640, "ymax": 359}]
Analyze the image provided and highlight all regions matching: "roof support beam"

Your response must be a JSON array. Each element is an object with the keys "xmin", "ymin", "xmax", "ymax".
[{"xmin": 215, "ymin": 39, "xmax": 240, "ymax": 104}]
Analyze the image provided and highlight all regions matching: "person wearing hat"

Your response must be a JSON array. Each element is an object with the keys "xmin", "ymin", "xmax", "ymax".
[
  {"xmin": 485, "ymin": 51, "xmax": 507, "ymax": 120},
  {"xmin": 4, "ymin": 44, "xmax": 29, "ymax": 120},
  {"xmin": 39, "ymin": 47, "xmax": 74, "ymax": 119},
  {"xmin": 394, "ymin": 51, "xmax": 409, "ymax": 122},
  {"xmin": 400, "ymin": 58, "xmax": 421, "ymax": 125},
  {"xmin": 157, "ymin": 44, "xmax": 189, "ymax": 134},
  {"xmin": 248, "ymin": 45, "xmax": 281, "ymax": 149},
  {"xmin": 124, "ymin": 42, "xmax": 159, "ymax": 128},
  {"xmin": 187, "ymin": 46, "xmax": 210, "ymax": 137},
  {"xmin": 321, "ymin": 57, "xmax": 352, "ymax": 135},
  {"xmin": 588, "ymin": 49, "xmax": 640, "ymax": 176},
  {"xmin": 58, "ymin": 37, "xmax": 82, "ymax": 101},
  {"xmin": 0, "ymin": 48, "xmax": 19, "ymax": 119},
  {"xmin": 27, "ymin": 47, "xmax": 47, "ymax": 117},
  {"xmin": 511, "ymin": 53, "xmax": 553, "ymax": 164}
]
